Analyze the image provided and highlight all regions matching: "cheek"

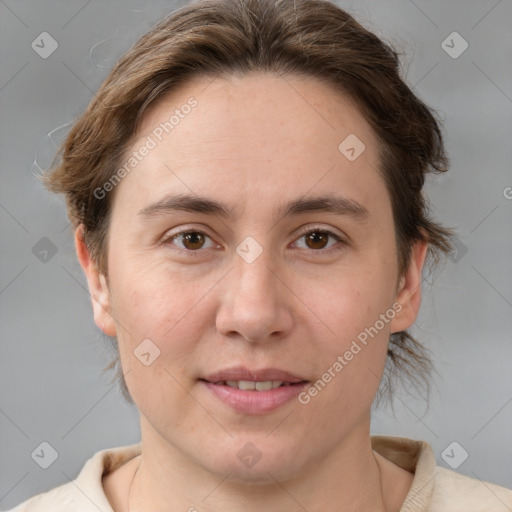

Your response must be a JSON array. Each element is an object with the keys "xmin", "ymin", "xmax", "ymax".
[
  {"xmin": 299, "ymin": 257, "xmax": 396, "ymax": 397},
  {"xmin": 107, "ymin": 258, "xmax": 208, "ymax": 371},
  {"xmin": 110, "ymin": 253, "xmax": 199, "ymax": 329},
  {"xmin": 107, "ymin": 264, "xmax": 209, "ymax": 423},
  {"xmin": 309, "ymin": 257, "xmax": 396, "ymax": 341}
]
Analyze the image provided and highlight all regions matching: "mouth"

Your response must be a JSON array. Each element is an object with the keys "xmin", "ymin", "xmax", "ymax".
[
  {"xmin": 201, "ymin": 380, "xmax": 305, "ymax": 391},
  {"xmin": 199, "ymin": 367, "xmax": 310, "ymax": 414}
]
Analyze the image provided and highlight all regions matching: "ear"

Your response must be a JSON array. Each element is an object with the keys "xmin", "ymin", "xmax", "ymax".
[
  {"xmin": 75, "ymin": 225, "xmax": 117, "ymax": 336},
  {"xmin": 390, "ymin": 239, "xmax": 429, "ymax": 334}
]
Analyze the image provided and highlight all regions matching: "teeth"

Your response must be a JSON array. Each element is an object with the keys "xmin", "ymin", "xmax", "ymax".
[
  {"xmin": 238, "ymin": 380, "xmax": 256, "ymax": 391},
  {"xmin": 225, "ymin": 380, "xmax": 284, "ymax": 391},
  {"xmin": 255, "ymin": 381, "xmax": 273, "ymax": 391}
]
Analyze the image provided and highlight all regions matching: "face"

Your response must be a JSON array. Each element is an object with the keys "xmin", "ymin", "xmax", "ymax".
[{"xmin": 78, "ymin": 72, "xmax": 427, "ymax": 483}]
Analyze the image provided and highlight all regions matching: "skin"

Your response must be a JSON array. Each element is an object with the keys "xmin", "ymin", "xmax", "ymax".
[{"xmin": 77, "ymin": 72, "xmax": 427, "ymax": 512}]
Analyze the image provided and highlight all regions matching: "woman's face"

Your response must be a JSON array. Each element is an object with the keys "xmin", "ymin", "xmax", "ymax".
[{"xmin": 81, "ymin": 72, "xmax": 426, "ymax": 482}]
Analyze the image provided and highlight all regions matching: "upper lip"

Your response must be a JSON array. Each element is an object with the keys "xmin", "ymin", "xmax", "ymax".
[{"xmin": 201, "ymin": 366, "xmax": 308, "ymax": 383}]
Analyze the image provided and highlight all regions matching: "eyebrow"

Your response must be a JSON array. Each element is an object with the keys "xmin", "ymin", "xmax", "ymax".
[{"xmin": 137, "ymin": 193, "xmax": 369, "ymax": 222}]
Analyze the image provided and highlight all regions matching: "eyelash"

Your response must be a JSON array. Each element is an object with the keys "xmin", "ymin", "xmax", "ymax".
[{"xmin": 162, "ymin": 225, "xmax": 346, "ymax": 258}]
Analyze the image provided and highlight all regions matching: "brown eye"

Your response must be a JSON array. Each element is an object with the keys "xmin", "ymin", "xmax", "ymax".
[
  {"xmin": 293, "ymin": 228, "xmax": 344, "ymax": 254},
  {"xmin": 304, "ymin": 231, "xmax": 330, "ymax": 250},
  {"xmin": 178, "ymin": 231, "xmax": 206, "ymax": 250},
  {"xmin": 163, "ymin": 228, "xmax": 220, "ymax": 258}
]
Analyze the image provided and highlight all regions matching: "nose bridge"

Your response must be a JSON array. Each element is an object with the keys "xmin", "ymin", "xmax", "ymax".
[
  {"xmin": 236, "ymin": 249, "xmax": 273, "ymax": 297},
  {"xmin": 232, "ymin": 239, "xmax": 279, "ymax": 309},
  {"xmin": 229, "ymin": 229, "xmax": 277, "ymax": 289}
]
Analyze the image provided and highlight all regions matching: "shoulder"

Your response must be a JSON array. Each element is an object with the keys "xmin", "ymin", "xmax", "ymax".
[
  {"xmin": 371, "ymin": 436, "xmax": 512, "ymax": 512},
  {"xmin": 6, "ymin": 483, "xmax": 74, "ymax": 512},
  {"xmin": 5, "ymin": 443, "xmax": 141, "ymax": 512},
  {"xmin": 428, "ymin": 466, "xmax": 512, "ymax": 512}
]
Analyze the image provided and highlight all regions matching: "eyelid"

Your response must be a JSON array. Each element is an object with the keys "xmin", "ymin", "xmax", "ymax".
[
  {"xmin": 293, "ymin": 224, "xmax": 346, "ymax": 242},
  {"xmin": 161, "ymin": 224, "xmax": 214, "ymax": 241}
]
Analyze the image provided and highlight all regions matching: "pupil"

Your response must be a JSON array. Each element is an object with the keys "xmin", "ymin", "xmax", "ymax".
[
  {"xmin": 184, "ymin": 232, "xmax": 204, "ymax": 249},
  {"xmin": 307, "ymin": 231, "xmax": 328, "ymax": 249}
]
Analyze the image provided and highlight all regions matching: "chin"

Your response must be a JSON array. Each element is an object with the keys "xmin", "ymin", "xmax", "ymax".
[{"xmin": 199, "ymin": 439, "xmax": 305, "ymax": 485}]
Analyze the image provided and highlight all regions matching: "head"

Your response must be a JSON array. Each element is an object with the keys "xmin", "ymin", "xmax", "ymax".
[{"xmin": 45, "ymin": 0, "xmax": 452, "ymax": 482}]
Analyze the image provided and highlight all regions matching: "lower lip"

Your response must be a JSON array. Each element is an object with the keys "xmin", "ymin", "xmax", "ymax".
[{"xmin": 201, "ymin": 381, "xmax": 308, "ymax": 414}]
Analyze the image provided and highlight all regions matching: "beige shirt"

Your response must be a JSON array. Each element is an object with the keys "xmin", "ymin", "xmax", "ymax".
[{"xmin": 8, "ymin": 436, "xmax": 512, "ymax": 511}]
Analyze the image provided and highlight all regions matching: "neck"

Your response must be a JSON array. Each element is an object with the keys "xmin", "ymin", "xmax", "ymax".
[{"xmin": 129, "ymin": 417, "xmax": 387, "ymax": 512}]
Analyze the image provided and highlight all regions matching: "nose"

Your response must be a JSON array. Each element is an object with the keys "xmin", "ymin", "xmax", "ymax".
[{"xmin": 215, "ymin": 247, "xmax": 294, "ymax": 343}]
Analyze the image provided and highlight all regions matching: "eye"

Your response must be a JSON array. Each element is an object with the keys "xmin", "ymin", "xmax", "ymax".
[
  {"xmin": 163, "ymin": 229, "xmax": 219, "ymax": 253},
  {"xmin": 292, "ymin": 227, "xmax": 345, "ymax": 254},
  {"xmin": 162, "ymin": 226, "xmax": 346, "ymax": 257}
]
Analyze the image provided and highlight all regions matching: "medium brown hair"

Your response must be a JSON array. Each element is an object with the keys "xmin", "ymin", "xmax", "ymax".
[{"xmin": 44, "ymin": 0, "xmax": 453, "ymax": 403}]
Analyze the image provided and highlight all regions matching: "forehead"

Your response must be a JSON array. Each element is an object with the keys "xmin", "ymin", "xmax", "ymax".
[
  {"xmin": 137, "ymin": 72, "xmax": 377, "ymax": 158},
  {"xmin": 116, "ymin": 72, "xmax": 387, "ymax": 219}
]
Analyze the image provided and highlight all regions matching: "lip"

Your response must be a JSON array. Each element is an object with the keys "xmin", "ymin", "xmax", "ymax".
[{"xmin": 200, "ymin": 366, "xmax": 309, "ymax": 415}]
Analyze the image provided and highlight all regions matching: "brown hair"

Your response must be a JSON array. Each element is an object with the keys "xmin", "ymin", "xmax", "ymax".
[{"xmin": 44, "ymin": 0, "xmax": 453, "ymax": 403}]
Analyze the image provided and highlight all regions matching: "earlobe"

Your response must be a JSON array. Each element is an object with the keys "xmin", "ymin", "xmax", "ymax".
[
  {"xmin": 75, "ymin": 225, "xmax": 117, "ymax": 337},
  {"xmin": 390, "ymin": 240, "xmax": 429, "ymax": 334}
]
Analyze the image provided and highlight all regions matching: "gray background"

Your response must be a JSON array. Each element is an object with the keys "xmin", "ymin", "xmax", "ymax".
[{"xmin": 1, "ymin": 0, "xmax": 511, "ymax": 509}]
